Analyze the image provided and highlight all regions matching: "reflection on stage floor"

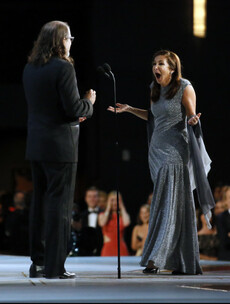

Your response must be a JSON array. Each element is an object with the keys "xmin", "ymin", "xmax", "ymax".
[{"xmin": 0, "ymin": 255, "xmax": 229, "ymax": 303}]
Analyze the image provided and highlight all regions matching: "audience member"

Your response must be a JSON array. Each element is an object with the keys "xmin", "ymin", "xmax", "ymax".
[
  {"xmin": 98, "ymin": 191, "xmax": 130, "ymax": 256},
  {"xmin": 197, "ymin": 210, "xmax": 219, "ymax": 260},
  {"xmin": 213, "ymin": 183, "xmax": 224, "ymax": 202},
  {"xmin": 213, "ymin": 185, "xmax": 230, "ymax": 232},
  {"xmin": 131, "ymin": 204, "xmax": 150, "ymax": 256},
  {"xmin": 77, "ymin": 187, "xmax": 103, "ymax": 256},
  {"xmin": 68, "ymin": 202, "xmax": 82, "ymax": 256},
  {"xmin": 5, "ymin": 191, "xmax": 29, "ymax": 255},
  {"xmin": 221, "ymin": 186, "xmax": 230, "ymax": 208},
  {"xmin": 214, "ymin": 201, "xmax": 227, "ymax": 217},
  {"xmin": 216, "ymin": 187, "xmax": 230, "ymax": 260},
  {"xmin": 214, "ymin": 186, "xmax": 230, "ymax": 217}
]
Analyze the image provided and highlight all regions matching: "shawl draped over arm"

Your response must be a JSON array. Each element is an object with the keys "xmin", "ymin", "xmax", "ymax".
[{"xmin": 187, "ymin": 120, "xmax": 215, "ymax": 228}]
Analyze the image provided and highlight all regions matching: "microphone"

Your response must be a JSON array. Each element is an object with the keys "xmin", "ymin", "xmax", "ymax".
[
  {"xmin": 97, "ymin": 66, "xmax": 111, "ymax": 79},
  {"xmin": 103, "ymin": 63, "xmax": 112, "ymax": 73},
  {"xmin": 103, "ymin": 63, "xmax": 114, "ymax": 79}
]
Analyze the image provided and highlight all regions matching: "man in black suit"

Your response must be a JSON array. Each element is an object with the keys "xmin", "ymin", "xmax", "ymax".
[
  {"xmin": 77, "ymin": 187, "xmax": 103, "ymax": 256},
  {"xmin": 23, "ymin": 21, "xmax": 96, "ymax": 279}
]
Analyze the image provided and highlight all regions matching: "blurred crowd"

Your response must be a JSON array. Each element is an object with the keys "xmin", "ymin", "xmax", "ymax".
[{"xmin": 0, "ymin": 183, "xmax": 230, "ymax": 261}]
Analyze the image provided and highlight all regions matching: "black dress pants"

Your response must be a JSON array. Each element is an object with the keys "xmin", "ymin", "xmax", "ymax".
[{"xmin": 29, "ymin": 161, "xmax": 77, "ymax": 277}]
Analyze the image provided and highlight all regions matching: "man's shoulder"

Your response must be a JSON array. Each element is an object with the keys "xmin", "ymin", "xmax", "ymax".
[
  {"xmin": 23, "ymin": 58, "xmax": 72, "ymax": 73},
  {"xmin": 49, "ymin": 58, "xmax": 73, "ymax": 71}
]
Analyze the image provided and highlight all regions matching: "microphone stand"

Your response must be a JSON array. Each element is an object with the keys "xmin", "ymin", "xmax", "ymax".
[
  {"xmin": 110, "ymin": 71, "xmax": 121, "ymax": 279},
  {"xmin": 98, "ymin": 64, "xmax": 121, "ymax": 279}
]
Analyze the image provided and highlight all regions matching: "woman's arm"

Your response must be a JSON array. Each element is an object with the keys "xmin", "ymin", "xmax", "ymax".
[
  {"xmin": 98, "ymin": 210, "xmax": 110, "ymax": 227},
  {"xmin": 121, "ymin": 208, "xmax": 131, "ymax": 227},
  {"xmin": 182, "ymin": 85, "xmax": 201, "ymax": 125},
  {"xmin": 119, "ymin": 199, "xmax": 131, "ymax": 227},
  {"xmin": 98, "ymin": 200, "xmax": 112, "ymax": 227},
  {"xmin": 107, "ymin": 103, "xmax": 148, "ymax": 121}
]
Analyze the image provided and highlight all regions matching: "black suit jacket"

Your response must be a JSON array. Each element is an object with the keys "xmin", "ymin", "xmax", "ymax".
[
  {"xmin": 23, "ymin": 57, "xmax": 93, "ymax": 162},
  {"xmin": 80, "ymin": 209, "xmax": 99, "ymax": 228},
  {"xmin": 79, "ymin": 209, "xmax": 103, "ymax": 256}
]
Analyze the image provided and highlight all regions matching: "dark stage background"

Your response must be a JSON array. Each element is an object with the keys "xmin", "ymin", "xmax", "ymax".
[{"xmin": 0, "ymin": 0, "xmax": 230, "ymax": 224}]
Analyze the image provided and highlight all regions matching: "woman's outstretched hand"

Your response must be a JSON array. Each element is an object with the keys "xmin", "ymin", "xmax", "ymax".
[
  {"xmin": 107, "ymin": 103, "xmax": 130, "ymax": 113},
  {"xmin": 188, "ymin": 113, "xmax": 201, "ymax": 126},
  {"xmin": 79, "ymin": 117, "xmax": 87, "ymax": 123}
]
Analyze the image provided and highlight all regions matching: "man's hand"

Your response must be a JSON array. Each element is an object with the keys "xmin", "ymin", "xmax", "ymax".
[{"xmin": 84, "ymin": 89, "xmax": 96, "ymax": 105}]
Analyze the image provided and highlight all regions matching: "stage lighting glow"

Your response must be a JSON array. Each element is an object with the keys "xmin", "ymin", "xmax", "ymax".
[{"xmin": 193, "ymin": 0, "xmax": 207, "ymax": 38}]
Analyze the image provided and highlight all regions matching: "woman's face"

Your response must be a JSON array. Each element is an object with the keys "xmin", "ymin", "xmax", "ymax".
[
  {"xmin": 152, "ymin": 55, "xmax": 173, "ymax": 87},
  {"xmin": 63, "ymin": 26, "xmax": 72, "ymax": 57},
  {"xmin": 111, "ymin": 195, "xmax": 117, "ymax": 211},
  {"xmin": 139, "ymin": 206, "xmax": 150, "ymax": 224},
  {"xmin": 110, "ymin": 194, "xmax": 122, "ymax": 211}
]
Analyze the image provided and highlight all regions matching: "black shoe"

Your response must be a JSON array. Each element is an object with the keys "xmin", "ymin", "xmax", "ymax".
[
  {"xmin": 45, "ymin": 271, "xmax": 76, "ymax": 279},
  {"xmin": 59, "ymin": 272, "xmax": 76, "ymax": 279},
  {"xmin": 143, "ymin": 267, "xmax": 159, "ymax": 274},
  {"xmin": 29, "ymin": 263, "xmax": 45, "ymax": 278}
]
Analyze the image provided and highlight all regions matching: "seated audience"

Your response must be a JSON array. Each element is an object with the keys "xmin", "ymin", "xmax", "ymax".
[
  {"xmin": 215, "ymin": 187, "xmax": 230, "ymax": 260},
  {"xmin": 197, "ymin": 210, "xmax": 219, "ymax": 260},
  {"xmin": 131, "ymin": 204, "xmax": 150, "ymax": 256},
  {"xmin": 98, "ymin": 191, "xmax": 130, "ymax": 256}
]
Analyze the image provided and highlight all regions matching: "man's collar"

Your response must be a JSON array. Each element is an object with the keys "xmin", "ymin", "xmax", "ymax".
[{"xmin": 88, "ymin": 207, "xmax": 99, "ymax": 213}]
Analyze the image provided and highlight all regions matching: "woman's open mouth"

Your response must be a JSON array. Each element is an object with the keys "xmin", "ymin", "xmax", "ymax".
[{"xmin": 155, "ymin": 72, "xmax": 161, "ymax": 80}]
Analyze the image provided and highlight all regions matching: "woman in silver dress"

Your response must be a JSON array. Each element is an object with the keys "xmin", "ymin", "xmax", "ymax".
[{"xmin": 108, "ymin": 50, "xmax": 210, "ymax": 275}]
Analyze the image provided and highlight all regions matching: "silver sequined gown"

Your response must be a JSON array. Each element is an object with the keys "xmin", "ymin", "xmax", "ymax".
[{"xmin": 140, "ymin": 78, "xmax": 202, "ymax": 274}]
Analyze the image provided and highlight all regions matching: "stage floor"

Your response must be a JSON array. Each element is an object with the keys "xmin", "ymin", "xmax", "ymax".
[{"xmin": 0, "ymin": 255, "xmax": 230, "ymax": 303}]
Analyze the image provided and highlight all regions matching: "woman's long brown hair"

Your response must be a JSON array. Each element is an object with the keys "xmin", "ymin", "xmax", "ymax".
[
  {"xmin": 28, "ymin": 20, "xmax": 74, "ymax": 66},
  {"xmin": 151, "ymin": 50, "xmax": 182, "ymax": 102}
]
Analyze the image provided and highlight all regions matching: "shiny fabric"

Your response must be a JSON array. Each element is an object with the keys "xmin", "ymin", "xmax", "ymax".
[{"xmin": 140, "ymin": 79, "xmax": 203, "ymax": 274}]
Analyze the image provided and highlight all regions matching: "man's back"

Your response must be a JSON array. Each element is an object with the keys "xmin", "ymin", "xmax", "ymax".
[{"xmin": 23, "ymin": 57, "xmax": 93, "ymax": 162}]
